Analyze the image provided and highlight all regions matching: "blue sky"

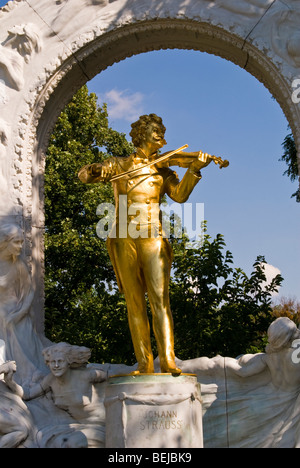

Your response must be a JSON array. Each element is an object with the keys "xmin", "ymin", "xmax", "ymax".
[{"xmin": 0, "ymin": 0, "xmax": 299, "ymax": 301}]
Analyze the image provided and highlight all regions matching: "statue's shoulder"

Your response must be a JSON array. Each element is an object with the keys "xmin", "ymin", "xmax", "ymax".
[
  {"xmin": 114, "ymin": 153, "xmax": 134, "ymax": 170},
  {"xmin": 117, "ymin": 153, "xmax": 134, "ymax": 162}
]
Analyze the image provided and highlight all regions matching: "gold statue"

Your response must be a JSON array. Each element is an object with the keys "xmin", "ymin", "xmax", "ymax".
[{"xmin": 78, "ymin": 114, "xmax": 228, "ymax": 375}]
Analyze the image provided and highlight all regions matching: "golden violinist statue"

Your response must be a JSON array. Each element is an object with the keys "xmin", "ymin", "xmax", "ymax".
[{"xmin": 78, "ymin": 114, "xmax": 228, "ymax": 375}]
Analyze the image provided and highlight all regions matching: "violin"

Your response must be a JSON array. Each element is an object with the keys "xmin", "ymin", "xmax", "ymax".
[
  {"xmin": 156, "ymin": 146, "xmax": 229, "ymax": 170},
  {"xmin": 110, "ymin": 144, "xmax": 229, "ymax": 182}
]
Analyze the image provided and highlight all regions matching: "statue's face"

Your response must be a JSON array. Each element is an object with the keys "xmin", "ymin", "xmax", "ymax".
[
  {"xmin": 144, "ymin": 122, "xmax": 165, "ymax": 152},
  {"xmin": 7, "ymin": 236, "xmax": 24, "ymax": 257},
  {"xmin": 48, "ymin": 352, "xmax": 69, "ymax": 377}
]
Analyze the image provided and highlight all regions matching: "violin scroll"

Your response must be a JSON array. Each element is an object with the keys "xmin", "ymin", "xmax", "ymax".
[
  {"xmin": 197, "ymin": 151, "xmax": 229, "ymax": 169},
  {"xmin": 209, "ymin": 155, "xmax": 229, "ymax": 169}
]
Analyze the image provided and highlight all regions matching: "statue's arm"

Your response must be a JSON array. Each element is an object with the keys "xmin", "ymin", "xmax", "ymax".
[
  {"xmin": 22, "ymin": 374, "xmax": 52, "ymax": 400},
  {"xmin": 1, "ymin": 362, "xmax": 24, "ymax": 397},
  {"xmin": 164, "ymin": 169, "xmax": 202, "ymax": 203},
  {"xmin": 225, "ymin": 353, "xmax": 267, "ymax": 377},
  {"xmin": 3, "ymin": 367, "xmax": 52, "ymax": 400},
  {"xmin": 89, "ymin": 368, "xmax": 108, "ymax": 383},
  {"xmin": 78, "ymin": 157, "xmax": 117, "ymax": 184},
  {"xmin": 4, "ymin": 378, "xmax": 24, "ymax": 398},
  {"xmin": 178, "ymin": 356, "xmax": 222, "ymax": 374},
  {"xmin": 164, "ymin": 151, "xmax": 214, "ymax": 203}
]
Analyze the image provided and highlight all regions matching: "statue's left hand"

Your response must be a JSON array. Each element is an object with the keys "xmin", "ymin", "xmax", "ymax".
[{"xmin": 189, "ymin": 151, "xmax": 212, "ymax": 172}]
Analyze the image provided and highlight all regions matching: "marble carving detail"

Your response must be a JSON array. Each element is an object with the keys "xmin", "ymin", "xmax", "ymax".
[{"xmin": 0, "ymin": 23, "xmax": 42, "ymax": 91}]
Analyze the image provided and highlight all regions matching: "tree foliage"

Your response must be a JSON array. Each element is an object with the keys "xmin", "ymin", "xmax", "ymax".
[
  {"xmin": 45, "ymin": 86, "xmax": 283, "ymax": 364},
  {"xmin": 271, "ymin": 297, "xmax": 300, "ymax": 326},
  {"xmin": 280, "ymin": 131, "xmax": 300, "ymax": 202},
  {"xmin": 169, "ymin": 228, "xmax": 283, "ymax": 359},
  {"xmin": 45, "ymin": 85, "xmax": 134, "ymax": 364}
]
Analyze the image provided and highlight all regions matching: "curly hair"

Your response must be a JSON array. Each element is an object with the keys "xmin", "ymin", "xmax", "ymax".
[
  {"xmin": 129, "ymin": 114, "xmax": 166, "ymax": 147},
  {"xmin": 42, "ymin": 342, "xmax": 91, "ymax": 368}
]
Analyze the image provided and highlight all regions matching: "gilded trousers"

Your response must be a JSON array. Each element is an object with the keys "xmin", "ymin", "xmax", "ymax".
[{"xmin": 107, "ymin": 236, "xmax": 176, "ymax": 373}]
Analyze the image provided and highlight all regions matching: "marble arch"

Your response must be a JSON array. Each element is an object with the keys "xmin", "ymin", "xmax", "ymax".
[{"xmin": 0, "ymin": 0, "xmax": 299, "ymax": 331}]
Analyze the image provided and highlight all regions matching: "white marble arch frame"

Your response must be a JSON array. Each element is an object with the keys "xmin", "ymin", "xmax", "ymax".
[{"xmin": 0, "ymin": 0, "xmax": 299, "ymax": 332}]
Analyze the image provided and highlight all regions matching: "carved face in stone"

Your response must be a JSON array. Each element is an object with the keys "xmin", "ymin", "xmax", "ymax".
[
  {"xmin": 6, "ymin": 236, "xmax": 24, "ymax": 257},
  {"xmin": 6, "ymin": 24, "xmax": 41, "ymax": 63},
  {"xmin": 48, "ymin": 351, "xmax": 69, "ymax": 377},
  {"xmin": 0, "ymin": 226, "xmax": 24, "ymax": 260}
]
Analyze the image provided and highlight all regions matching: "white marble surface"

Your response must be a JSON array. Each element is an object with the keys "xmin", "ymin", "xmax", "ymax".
[{"xmin": 105, "ymin": 374, "xmax": 203, "ymax": 448}]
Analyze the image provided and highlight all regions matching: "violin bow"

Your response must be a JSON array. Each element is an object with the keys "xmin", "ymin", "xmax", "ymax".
[
  {"xmin": 109, "ymin": 145, "xmax": 229, "ymax": 182},
  {"xmin": 109, "ymin": 144, "xmax": 189, "ymax": 182}
]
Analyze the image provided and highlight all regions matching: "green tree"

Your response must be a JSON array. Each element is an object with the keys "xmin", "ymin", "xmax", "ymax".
[
  {"xmin": 44, "ymin": 85, "xmax": 135, "ymax": 364},
  {"xmin": 169, "ymin": 228, "xmax": 283, "ymax": 359},
  {"xmin": 272, "ymin": 297, "xmax": 300, "ymax": 326},
  {"xmin": 280, "ymin": 131, "xmax": 300, "ymax": 202}
]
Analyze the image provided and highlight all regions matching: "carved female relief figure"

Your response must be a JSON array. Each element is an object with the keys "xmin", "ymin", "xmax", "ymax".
[
  {"xmin": 0, "ymin": 224, "xmax": 49, "ymax": 385},
  {"xmin": 0, "ymin": 119, "xmax": 9, "ymax": 206},
  {"xmin": 270, "ymin": 9, "xmax": 300, "ymax": 68},
  {"xmin": 0, "ymin": 361, "xmax": 33, "ymax": 448},
  {"xmin": 0, "ymin": 23, "xmax": 42, "ymax": 91}
]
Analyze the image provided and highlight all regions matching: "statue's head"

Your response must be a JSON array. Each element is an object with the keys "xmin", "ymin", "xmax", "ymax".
[
  {"xmin": 266, "ymin": 317, "xmax": 300, "ymax": 353},
  {"xmin": 6, "ymin": 23, "xmax": 42, "ymax": 63},
  {"xmin": 43, "ymin": 342, "xmax": 91, "ymax": 377},
  {"xmin": 130, "ymin": 114, "xmax": 167, "ymax": 149},
  {"xmin": 0, "ymin": 224, "xmax": 24, "ymax": 261}
]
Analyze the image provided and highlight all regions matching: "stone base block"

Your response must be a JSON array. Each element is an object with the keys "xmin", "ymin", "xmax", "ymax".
[{"xmin": 104, "ymin": 373, "xmax": 203, "ymax": 448}]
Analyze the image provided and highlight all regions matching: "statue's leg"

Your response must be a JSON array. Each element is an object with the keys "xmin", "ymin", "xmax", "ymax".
[
  {"xmin": 138, "ymin": 237, "xmax": 181, "ymax": 375},
  {"xmin": 108, "ymin": 238, "xmax": 154, "ymax": 373},
  {"xmin": 0, "ymin": 431, "xmax": 28, "ymax": 448},
  {"xmin": 0, "ymin": 413, "xmax": 29, "ymax": 448}
]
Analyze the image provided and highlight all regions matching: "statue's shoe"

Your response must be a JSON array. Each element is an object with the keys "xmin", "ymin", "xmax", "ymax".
[
  {"xmin": 161, "ymin": 365, "xmax": 182, "ymax": 375},
  {"xmin": 129, "ymin": 367, "xmax": 155, "ymax": 376}
]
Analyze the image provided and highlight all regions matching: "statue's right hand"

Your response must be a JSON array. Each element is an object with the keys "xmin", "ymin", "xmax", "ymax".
[
  {"xmin": 1, "ymin": 360, "xmax": 17, "ymax": 375},
  {"xmin": 78, "ymin": 164, "xmax": 103, "ymax": 183},
  {"xmin": 91, "ymin": 163, "xmax": 103, "ymax": 176}
]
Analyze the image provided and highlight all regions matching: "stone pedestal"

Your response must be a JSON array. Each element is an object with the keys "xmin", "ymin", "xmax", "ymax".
[{"xmin": 104, "ymin": 374, "xmax": 203, "ymax": 448}]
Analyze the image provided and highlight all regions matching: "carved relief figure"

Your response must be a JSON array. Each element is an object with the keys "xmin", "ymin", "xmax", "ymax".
[
  {"xmin": 5, "ymin": 342, "xmax": 107, "ymax": 448},
  {"xmin": 0, "ymin": 23, "xmax": 42, "ymax": 91},
  {"xmin": 0, "ymin": 224, "xmax": 49, "ymax": 385},
  {"xmin": 270, "ymin": 9, "xmax": 300, "ymax": 68},
  {"xmin": 0, "ymin": 361, "xmax": 33, "ymax": 448},
  {"xmin": 178, "ymin": 317, "xmax": 300, "ymax": 448},
  {"xmin": 0, "ymin": 119, "xmax": 9, "ymax": 202},
  {"xmin": 222, "ymin": 318, "xmax": 300, "ymax": 392}
]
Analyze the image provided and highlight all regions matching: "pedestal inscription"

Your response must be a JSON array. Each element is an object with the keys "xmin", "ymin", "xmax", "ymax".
[{"xmin": 104, "ymin": 374, "xmax": 203, "ymax": 448}]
